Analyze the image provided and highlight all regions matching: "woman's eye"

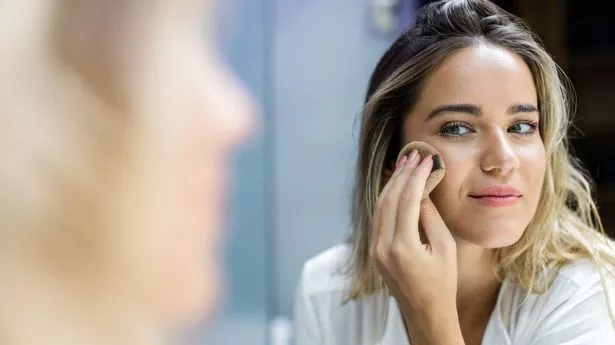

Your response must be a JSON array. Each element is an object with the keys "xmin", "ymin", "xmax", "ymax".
[
  {"xmin": 440, "ymin": 123, "xmax": 472, "ymax": 137},
  {"xmin": 509, "ymin": 121, "xmax": 537, "ymax": 135}
]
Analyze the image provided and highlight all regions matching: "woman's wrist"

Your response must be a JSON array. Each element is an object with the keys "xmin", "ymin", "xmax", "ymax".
[{"xmin": 402, "ymin": 306, "xmax": 465, "ymax": 345}]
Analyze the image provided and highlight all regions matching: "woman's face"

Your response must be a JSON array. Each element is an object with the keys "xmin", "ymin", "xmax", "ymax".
[
  {"xmin": 402, "ymin": 44, "xmax": 545, "ymax": 248},
  {"xmin": 116, "ymin": 1, "xmax": 254, "ymax": 325}
]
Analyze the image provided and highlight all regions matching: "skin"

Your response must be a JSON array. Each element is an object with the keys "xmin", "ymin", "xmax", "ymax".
[
  {"xmin": 372, "ymin": 43, "xmax": 546, "ymax": 345},
  {"xmin": 1, "ymin": 1, "xmax": 254, "ymax": 343},
  {"xmin": 133, "ymin": 1, "xmax": 254, "ymax": 323},
  {"xmin": 107, "ymin": 0, "xmax": 255, "ymax": 329}
]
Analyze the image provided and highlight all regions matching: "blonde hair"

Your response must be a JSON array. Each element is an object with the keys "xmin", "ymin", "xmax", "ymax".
[{"xmin": 345, "ymin": 0, "xmax": 615, "ymax": 314}]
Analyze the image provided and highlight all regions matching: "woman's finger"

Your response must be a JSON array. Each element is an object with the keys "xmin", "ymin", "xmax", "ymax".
[
  {"xmin": 374, "ymin": 150, "xmax": 421, "ymax": 249},
  {"xmin": 379, "ymin": 150, "xmax": 413, "ymax": 202},
  {"xmin": 395, "ymin": 155, "xmax": 434, "ymax": 248},
  {"xmin": 419, "ymin": 197, "xmax": 455, "ymax": 253},
  {"xmin": 372, "ymin": 155, "xmax": 407, "ymax": 252}
]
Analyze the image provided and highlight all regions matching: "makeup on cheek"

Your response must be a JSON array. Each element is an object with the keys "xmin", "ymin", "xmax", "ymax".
[{"xmin": 397, "ymin": 141, "xmax": 445, "ymax": 199}]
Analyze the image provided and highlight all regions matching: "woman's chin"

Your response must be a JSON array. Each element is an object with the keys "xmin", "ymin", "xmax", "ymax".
[
  {"xmin": 453, "ymin": 225, "xmax": 526, "ymax": 249},
  {"xmin": 157, "ymin": 266, "xmax": 224, "ymax": 330}
]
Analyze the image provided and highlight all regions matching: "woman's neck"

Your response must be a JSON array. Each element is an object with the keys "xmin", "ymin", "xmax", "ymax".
[
  {"xmin": 455, "ymin": 241, "xmax": 501, "ymax": 327},
  {"xmin": 0, "ymin": 259, "xmax": 168, "ymax": 345}
]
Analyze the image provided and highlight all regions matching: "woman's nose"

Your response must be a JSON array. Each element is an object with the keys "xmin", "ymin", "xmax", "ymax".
[
  {"xmin": 479, "ymin": 129, "xmax": 520, "ymax": 177},
  {"xmin": 206, "ymin": 61, "xmax": 257, "ymax": 148}
]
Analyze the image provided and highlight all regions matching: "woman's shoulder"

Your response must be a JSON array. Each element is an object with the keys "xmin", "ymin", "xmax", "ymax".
[
  {"xmin": 497, "ymin": 258, "xmax": 615, "ymax": 343},
  {"xmin": 537, "ymin": 257, "xmax": 615, "ymax": 301},
  {"xmin": 501, "ymin": 258, "xmax": 613, "ymax": 311},
  {"xmin": 298, "ymin": 243, "xmax": 390, "ymax": 316},
  {"xmin": 502, "ymin": 258, "xmax": 609, "ymax": 300},
  {"xmin": 554, "ymin": 257, "xmax": 606, "ymax": 286},
  {"xmin": 296, "ymin": 244, "xmax": 393, "ymax": 345},
  {"xmin": 299, "ymin": 244, "xmax": 353, "ymax": 297}
]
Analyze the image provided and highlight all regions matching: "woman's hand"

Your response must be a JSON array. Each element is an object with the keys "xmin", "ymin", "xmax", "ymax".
[{"xmin": 370, "ymin": 149, "xmax": 460, "ymax": 341}]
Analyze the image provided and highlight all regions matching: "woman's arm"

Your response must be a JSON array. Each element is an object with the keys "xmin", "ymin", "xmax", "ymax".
[
  {"xmin": 401, "ymin": 308, "xmax": 465, "ymax": 345},
  {"xmin": 371, "ymin": 152, "xmax": 464, "ymax": 344}
]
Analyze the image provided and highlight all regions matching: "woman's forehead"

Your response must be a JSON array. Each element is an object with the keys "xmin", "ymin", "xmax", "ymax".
[{"xmin": 420, "ymin": 45, "xmax": 536, "ymax": 105}]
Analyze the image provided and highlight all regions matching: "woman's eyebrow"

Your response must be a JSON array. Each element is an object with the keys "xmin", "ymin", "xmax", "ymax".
[
  {"xmin": 508, "ymin": 103, "xmax": 539, "ymax": 115},
  {"xmin": 426, "ymin": 103, "xmax": 482, "ymax": 120},
  {"xmin": 426, "ymin": 102, "xmax": 538, "ymax": 121}
]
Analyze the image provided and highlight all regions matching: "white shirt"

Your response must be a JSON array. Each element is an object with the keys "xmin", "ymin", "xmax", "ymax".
[{"xmin": 294, "ymin": 244, "xmax": 615, "ymax": 345}]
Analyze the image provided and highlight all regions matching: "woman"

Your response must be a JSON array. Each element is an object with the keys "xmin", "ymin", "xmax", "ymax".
[
  {"xmin": 295, "ymin": 0, "xmax": 615, "ymax": 344},
  {"xmin": 0, "ymin": 0, "xmax": 253, "ymax": 344}
]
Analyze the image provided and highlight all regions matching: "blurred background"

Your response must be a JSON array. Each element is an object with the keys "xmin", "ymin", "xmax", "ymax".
[{"xmin": 199, "ymin": 0, "xmax": 615, "ymax": 344}]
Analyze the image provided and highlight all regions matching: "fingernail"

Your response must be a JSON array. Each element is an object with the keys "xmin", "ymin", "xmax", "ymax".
[
  {"xmin": 397, "ymin": 155, "xmax": 408, "ymax": 170},
  {"xmin": 420, "ymin": 154, "xmax": 433, "ymax": 166},
  {"xmin": 408, "ymin": 149, "xmax": 419, "ymax": 164},
  {"xmin": 432, "ymin": 154, "xmax": 444, "ymax": 171}
]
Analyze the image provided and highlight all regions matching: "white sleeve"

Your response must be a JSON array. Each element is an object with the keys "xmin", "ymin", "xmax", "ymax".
[
  {"xmin": 294, "ymin": 264, "xmax": 322, "ymax": 345},
  {"xmin": 530, "ymin": 276, "xmax": 615, "ymax": 345}
]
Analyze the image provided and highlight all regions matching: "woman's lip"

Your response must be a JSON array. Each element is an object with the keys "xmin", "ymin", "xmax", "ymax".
[
  {"xmin": 472, "ymin": 185, "xmax": 522, "ymax": 197},
  {"xmin": 469, "ymin": 195, "xmax": 521, "ymax": 206}
]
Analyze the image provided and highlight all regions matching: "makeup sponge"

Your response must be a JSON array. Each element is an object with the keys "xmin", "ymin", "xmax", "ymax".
[{"xmin": 397, "ymin": 141, "xmax": 445, "ymax": 199}]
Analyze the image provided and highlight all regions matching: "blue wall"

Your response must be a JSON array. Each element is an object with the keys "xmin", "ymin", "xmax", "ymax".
[{"xmin": 203, "ymin": 0, "xmax": 417, "ymax": 343}]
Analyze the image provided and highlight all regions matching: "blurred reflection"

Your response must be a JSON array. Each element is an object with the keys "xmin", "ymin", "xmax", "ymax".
[{"xmin": 0, "ymin": 1, "xmax": 253, "ymax": 344}]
